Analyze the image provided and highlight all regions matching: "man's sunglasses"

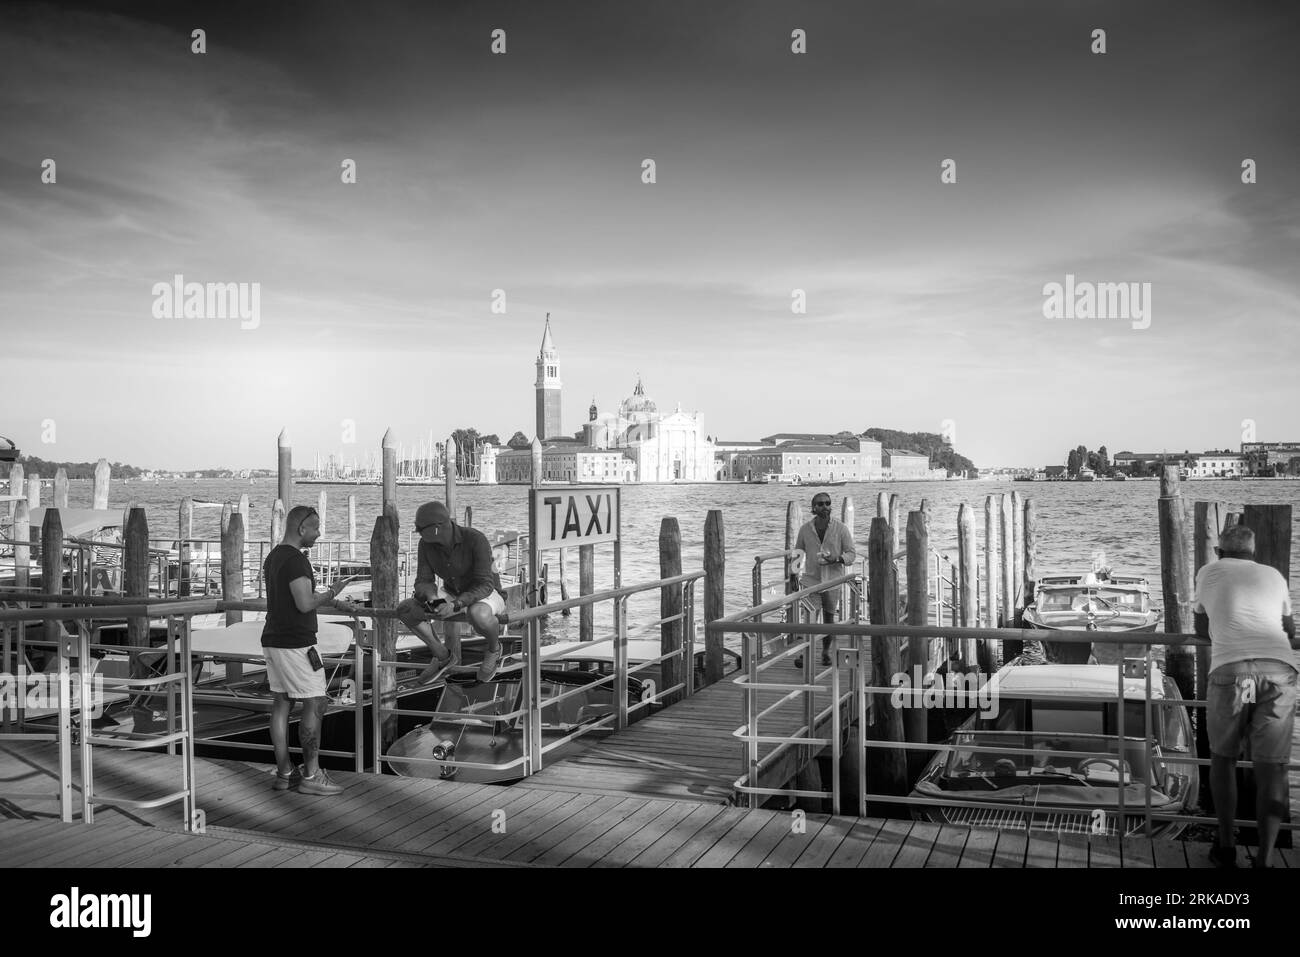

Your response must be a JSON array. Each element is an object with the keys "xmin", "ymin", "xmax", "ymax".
[{"xmin": 813, "ymin": 500, "xmax": 832, "ymax": 508}]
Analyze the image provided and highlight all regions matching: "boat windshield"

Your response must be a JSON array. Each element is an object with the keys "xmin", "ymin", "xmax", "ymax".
[
  {"xmin": 1036, "ymin": 587, "xmax": 1148, "ymax": 613},
  {"xmin": 939, "ymin": 731, "xmax": 1162, "ymax": 792}
]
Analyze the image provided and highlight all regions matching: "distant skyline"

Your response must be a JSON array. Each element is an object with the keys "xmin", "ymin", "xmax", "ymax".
[{"xmin": 3, "ymin": 0, "xmax": 1298, "ymax": 470}]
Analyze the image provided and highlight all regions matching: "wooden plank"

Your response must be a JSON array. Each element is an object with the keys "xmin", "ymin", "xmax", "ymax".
[
  {"xmin": 692, "ymin": 809, "xmax": 777, "ymax": 868},
  {"xmin": 468, "ymin": 791, "xmax": 601, "ymax": 860},
  {"xmin": 312, "ymin": 778, "xmax": 445, "ymax": 842},
  {"xmin": 757, "ymin": 816, "xmax": 827, "ymax": 868},
  {"xmin": 924, "ymin": 825, "xmax": 969, "ymax": 868},
  {"xmin": 337, "ymin": 780, "xmax": 488, "ymax": 847},
  {"xmin": 622, "ymin": 803, "xmax": 727, "ymax": 868},
  {"xmin": 957, "ymin": 827, "xmax": 998, "ymax": 867},
  {"xmin": 1150, "ymin": 840, "xmax": 1188, "ymax": 869},
  {"xmin": 791, "ymin": 815, "xmax": 854, "ymax": 867},
  {"xmin": 1123, "ymin": 837, "xmax": 1155, "ymax": 868},
  {"xmin": 503, "ymin": 794, "xmax": 626, "ymax": 864},
  {"xmin": 1088, "ymin": 834, "xmax": 1123, "ymax": 868},
  {"xmin": 554, "ymin": 800, "xmax": 680, "ymax": 867},
  {"xmin": 858, "ymin": 818, "xmax": 912, "ymax": 868},
  {"xmin": 587, "ymin": 802, "xmax": 705, "ymax": 868},
  {"xmin": 420, "ymin": 787, "xmax": 559, "ymax": 857},
  {"xmin": 655, "ymin": 807, "xmax": 750, "ymax": 868},
  {"xmin": 375, "ymin": 782, "xmax": 520, "ymax": 852},
  {"xmin": 992, "ymin": 830, "xmax": 1028, "ymax": 868},
  {"xmin": 1055, "ymin": 832, "xmax": 1089, "ymax": 868},
  {"xmin": 892, "ymin": 821, "xmax": 941, "ymax": 868},
  {"xmin": 825, "ymin": 818, "xmax": 886, "ymax": 868},
  {"xmin": 1024, "ymin": 832, "xmax": 1057, "ymax": 868},
  {"xmin": 115, "ymin": 832, "xmax": 222, "ymax": 867},
  {"xmin": 725, "ymin": 811, "xmax": 797, "ymax": 868},
  {"xmin": 12, "ymin": 822, "xmax": 127, "ymax": 866}
]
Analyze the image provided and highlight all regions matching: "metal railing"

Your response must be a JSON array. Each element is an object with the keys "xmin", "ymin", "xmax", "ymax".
[
  {"xmin": 711, "ymin": 610, "xmax": 1298, "ymax": 839},
  {"xmin": 0, "ymin": 598, "xmax": 205, "ymax": 829},
  {"xmin": 366, "ymin": 570, "xmax": 704, "ymax": 779}
]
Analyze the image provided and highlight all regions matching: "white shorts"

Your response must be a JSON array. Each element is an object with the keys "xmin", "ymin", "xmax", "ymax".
[{"xmin": 264, "ymin": 646, "xmax": 328, "ymax": 699}]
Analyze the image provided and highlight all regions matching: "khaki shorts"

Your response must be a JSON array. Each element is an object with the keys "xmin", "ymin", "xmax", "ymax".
[
  {"xmin": 264, "ymin": 646, "xmax": 328, "ymax": 699},
  {"xmin": 1207, "ymin": 660, "xmax": 1298, "ymax": 763}
]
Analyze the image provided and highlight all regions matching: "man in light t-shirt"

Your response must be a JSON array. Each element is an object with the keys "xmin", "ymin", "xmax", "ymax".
[{"xmin": 1193, "ymin": 524, "xmax": 1297, "ymax": 868}]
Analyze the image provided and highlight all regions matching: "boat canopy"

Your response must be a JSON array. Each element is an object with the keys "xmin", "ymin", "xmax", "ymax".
[{"xmin": 989, "ymin": 664, "xmax": 1167, "ymax": 701}]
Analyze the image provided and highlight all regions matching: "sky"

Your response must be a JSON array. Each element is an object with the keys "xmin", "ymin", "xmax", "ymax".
[{"xmin": 2, "ymin": 0, "xmax": 1297, "ymax": 470}]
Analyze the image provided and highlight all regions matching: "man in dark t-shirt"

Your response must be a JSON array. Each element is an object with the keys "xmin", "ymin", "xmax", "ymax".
[
  {"xmin": 261, "ymin": 504, "xmax": 354, "ymax": 796},
  {"xmin": 397, "ymin": 501, "xmax": 507, "ymax": 684}
]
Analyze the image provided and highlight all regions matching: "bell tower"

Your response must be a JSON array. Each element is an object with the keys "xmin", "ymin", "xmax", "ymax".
[{"xmin": 534, "ymin": 314, "xmax": 562, "ymax": 440}]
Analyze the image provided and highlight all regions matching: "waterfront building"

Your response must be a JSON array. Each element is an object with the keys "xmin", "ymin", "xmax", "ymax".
[
  {"xmin": 493, "ymin": 444, "xmax": 632, "ymax": 484},
  {"xmin": 1111, "ymin": 451, "xmax": 1191, "ymax": 474},
  {"xmin": 883, "ymin": 449, "xmax": 930, "ymax": 480},
  {"xmin": 1187, "ymin": 451, "xmax": 1245, "ymax": 478},
  {"xmin": 581, "ymin": 378, "xmax": 716, "ymax": 481},
  {"xmin": 1241, "ymin": 441, "xmax": 1300, "ymax": 476},
  {"xmin": 733, "ymin": 438, "xmax": 883, "ymax": 482}
]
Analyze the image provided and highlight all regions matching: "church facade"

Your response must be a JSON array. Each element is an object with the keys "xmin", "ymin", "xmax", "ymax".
[{"xmin": 492, "ymin": 319, "xmax": 717, "ymax": 483}]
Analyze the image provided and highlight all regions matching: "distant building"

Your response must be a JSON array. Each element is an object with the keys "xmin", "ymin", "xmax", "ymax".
[
  {"xmin": 713, "ymin": 440, "xmax": 770, "ymax": 480},
  {"xmin": 494, "ymin": 444, "xmax": 632, "ymax": 484},
  {"xmin": 1188, "ymin": 451, "xmax": 1245, "ymax": 478},
  {"xmin": 535, "ymin": 316, "xmax": 563, "ymax": 441},
  {"xmin": 1112, "ymin": 451, "xmax": 1190, "ymax": 473},
  {"xmin": 734, "ymin": 440, "xmax": 882, "ymax": 482},
  {"xmin": 1241, "ymin": 441, "xmax": 1300, "ymax": 476},
  {"xmin": 883, "ymin": 449, "xmax": 930, "ymax": 480}
]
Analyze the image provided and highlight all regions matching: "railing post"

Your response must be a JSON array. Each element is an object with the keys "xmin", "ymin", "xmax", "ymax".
[
  {"xmin": 615, "ymin": 597, "xmax": 629, "ymax": 731},
  {"xmin": 659, "ymin": 518, "xmax": 683, "ymax": 706}
]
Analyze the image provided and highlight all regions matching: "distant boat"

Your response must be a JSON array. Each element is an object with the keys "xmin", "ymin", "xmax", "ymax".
[
  {"xmin": 1077, "ymin": 468, "xmax": 1096, "ymax": 481},
  {"xmin": 759, "ymin": 473, "xmax": 802, "ymax": 485}
]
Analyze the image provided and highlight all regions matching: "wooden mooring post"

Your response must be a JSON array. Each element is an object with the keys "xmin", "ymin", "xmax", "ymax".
[
  {"xmin": 123, "ymin": 508, "xmax": 150, "ymax": 654},
  {"xmin": 221, "ymin": 512, "xmax": 245, "ymax": 681},
  {"xmin": 1000, "ymin": 493, "xmax": 1021, "ymax": 659},
  {"xmin": 382, "ymin": 428, "xmax": 397, "ymax": 515},
  {"xmin": 179, "ymin": 496, "xmax": 195, "ymax": 597},
  {"xmin": 703, "ymin": 509, "xmax": 725, "ymax": 685},
  {"xmin": 984, "ymin": 494, "xmax": 999, "ymax": 635},
  {"xmin": 1192, "ymin": 501, "xmax": 1224, "ymax": 767},
  {"xmin": 371, "ymin": 512, "xmax": 400, "ymax": 748},
  {"xmin": 784, "ymin": 501, "xmax": 800, "ymax": 594},
  {"xmin": 957, "ymin": 503, "xmax": 984, "ymax": 670},
  {"xmin": 8, "ymin": 463, "xmax": 24, "ymax": 518},
  {"xmin": 347, "ymin": 494, "xmax": 357, "ymax": 559},
  {"xmin": 557, "ymin": 548, "xmax": 571, "ymax": 614},
  {"xmin": 1157, "ymin": 467, "xmax": 1195, "ymax": 702},
  {"xmin": 53, "ymin": 468, "xmax": 68, "ymax": 509},
  {"xmin": 92, "ymin": 459, "xmax": 110, "ymax": 510},
  {"xmin": 1022, "ymin": 498, "xmax": 1037, "ymax": 622},
  {"xmin": 277, "ymin": 429, "xmax": 293, "ymax": 510},
  {"xmin": 317, "ymin": 490, "xmax": 327, "ymax": 537},
  {"xmin": 659, "ymin": 517, "xmax": 684, "ymax": 705},
  {"xmin": 579, "ymin": 544, "xmax": 594, "ymax": 641},
  {"xmin": 904, "ymin": 509, "xmax": 930, "ymax": 777},
  {"xmin": 1010, "ymin": 490, "xmax": 1025, "ymax": 621},
  {"xmin": 444, "ymin": 432, "xmax": 457, "ymax": 519},
  {"xmin": 40, "ymin": 509, "xmax": 63, "ymax": 645},
  {"xmin": 271, "ymin": 499, "xmax": 286, "ymax": 543},
  {"xmin": 867, "ymin": 517, "xmax": 908, "ymax": 799}
]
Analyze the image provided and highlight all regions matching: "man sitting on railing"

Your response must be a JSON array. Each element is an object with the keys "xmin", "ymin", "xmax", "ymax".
[
  {"xmin": 1194, "ymin": 524, "xmax": 1297, "ymax": 868},
  {"xmin": 398, "ymin": 501, "xmax": 507, "ymax": 684},
  {"xmin": 792, "ymin": 492, "xmax": 856, "ymax": 669}
]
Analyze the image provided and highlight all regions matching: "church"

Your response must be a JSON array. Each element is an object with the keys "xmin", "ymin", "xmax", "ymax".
[{"xmin": 489, "ymin": 317, "xmax": 717, "ymax": 483}]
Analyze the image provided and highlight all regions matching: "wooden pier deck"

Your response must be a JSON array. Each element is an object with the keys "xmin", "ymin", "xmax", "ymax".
[
  {"xmin": 0, "ymin": 740, "xmax": 1266, "ymax": 869},
  {"xmin": 524, "ymin": 648, "xmax": 853, "ymax": 804}
]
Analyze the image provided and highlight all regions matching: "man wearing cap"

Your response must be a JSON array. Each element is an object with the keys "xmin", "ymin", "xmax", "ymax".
[
  {"xmin": 397, "ymin": 501, "xmax": 507, "ymax": 684},
  {"xmin": 1194, "ymin": 523, "xmax": 1297, "ymax": 868}
]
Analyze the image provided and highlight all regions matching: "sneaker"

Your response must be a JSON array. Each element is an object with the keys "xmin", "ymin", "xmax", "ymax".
[
  {"xmin": 418, "ymin": 652, "xmax": 459, "ymax": 686},
  {"xmin": 272, "ymin": 766, "xmax": 302, "ymax": 791},
  {"xmin": 298, "ymin": 769, "xmax": 344, "ymax": 796},
  {"xmin": 792, "ymin": 656, "xmax": 804, "ymax": 669},
  {"xmin": 1209, "ymin": 842, "xmax": 1238, "ymax": 869},
  {"xmin": 820, "ymin": 651, "xmax": 832, "ymax": 667},
  {"xmin": 476, "ymin": 649, "xmax": 502, "ymax": 683}
]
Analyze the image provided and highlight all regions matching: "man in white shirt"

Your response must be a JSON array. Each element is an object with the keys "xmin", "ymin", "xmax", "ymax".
[
  {"xmin": 792, "ymin": 493, "xmax": 856, "ymax": 668},
  {"xmin": 1193, "ymin": 524, "xmax": 1297, "ymax": 868}
]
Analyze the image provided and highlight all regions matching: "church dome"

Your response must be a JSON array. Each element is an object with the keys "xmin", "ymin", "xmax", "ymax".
[{"xmin": 619, "ymin": 376, "xmax": 657, "ymax": 417}]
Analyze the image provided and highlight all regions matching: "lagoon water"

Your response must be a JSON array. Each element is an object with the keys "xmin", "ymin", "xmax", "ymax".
[{"xmin": 52, "ymin": 477, "xmax": 1300, "ymax": 638}]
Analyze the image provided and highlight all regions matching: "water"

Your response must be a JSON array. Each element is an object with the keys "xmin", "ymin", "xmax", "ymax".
[{"xmin": 53, "ymin": 477, "xmax": 1300, "ymax": 636}]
